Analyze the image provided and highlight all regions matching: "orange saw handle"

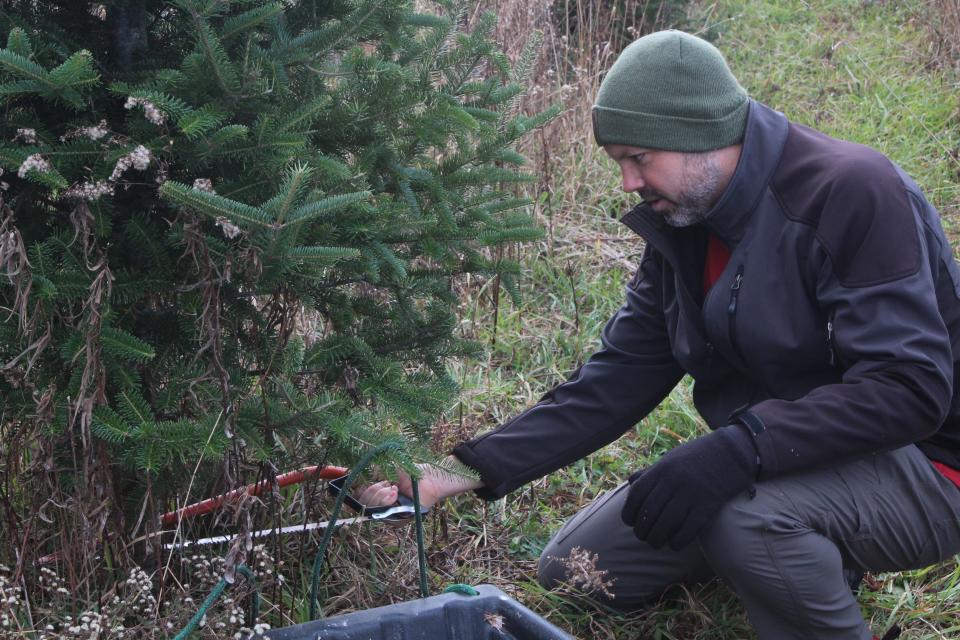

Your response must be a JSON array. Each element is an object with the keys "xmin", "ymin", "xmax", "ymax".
[{"xmin": 161, "ymin": 465, "xmax": 348, "ymax": 526}]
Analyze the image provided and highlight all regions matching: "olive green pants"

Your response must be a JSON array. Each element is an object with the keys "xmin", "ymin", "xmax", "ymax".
[{"xmin": 538, "ymin": 445, "xmax": 960, "ymax": 640}]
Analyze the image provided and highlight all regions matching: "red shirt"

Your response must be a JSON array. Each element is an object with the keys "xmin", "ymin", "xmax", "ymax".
[
  {"xmin": 701, "ymin": 233, "xmax": 960, "ymax": 488},
  {"xmin": 703, "ymin": 233, "xmax": 731, "ymax": 296}
]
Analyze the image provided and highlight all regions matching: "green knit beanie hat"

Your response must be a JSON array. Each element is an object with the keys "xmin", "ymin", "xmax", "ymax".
[{"xmin": 592, "ymin": 30, "xmax": 748, "ymax": 152}]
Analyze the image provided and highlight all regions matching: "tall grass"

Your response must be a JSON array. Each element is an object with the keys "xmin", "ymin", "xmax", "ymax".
[
  {"xmin": 490, "ymin": 0, "xmax": 684, "ymax": 263},
  {"xmin": 931, "ymin": 0, "xmax": 960, "ymax": 68}
]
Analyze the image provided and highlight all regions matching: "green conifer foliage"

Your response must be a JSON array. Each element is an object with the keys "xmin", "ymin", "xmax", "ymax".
[{"xmin": 0, "ymin": 0, "xmax": 556, "ymax": 563}]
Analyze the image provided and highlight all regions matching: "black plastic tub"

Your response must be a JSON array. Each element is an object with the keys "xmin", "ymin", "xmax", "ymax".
[{"xmin": 266, "ymin": 584, "xmax": 572, "ymax": 639}]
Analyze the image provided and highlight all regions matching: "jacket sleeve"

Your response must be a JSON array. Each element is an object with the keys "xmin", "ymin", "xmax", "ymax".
[
  {"xmin": 453, "ymin": 246, "xmax": 685, "ymax": 499},
  {"xmin": 744, "ymin": 182, "xmax": 954, "ymax": 479}
]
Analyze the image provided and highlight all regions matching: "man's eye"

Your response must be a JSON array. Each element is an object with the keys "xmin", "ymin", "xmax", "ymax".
[{"xmin": 631, "ymin": 154, "xmax": 646, "ymax": 163}]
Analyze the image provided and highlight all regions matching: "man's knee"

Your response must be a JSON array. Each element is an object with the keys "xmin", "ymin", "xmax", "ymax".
[
  {"xmin": 535, "ymin": 485, "xmax": 629, "ymax": 590},
  {"xmin": 699, "ymin": 488, "xmax": 799, "ymax": 575},
  {"xmin": 537, "ymin": 542, "xmax": 640, "ymax": 610},
  {"xmin": 537, "ymin": 541, "xmax": 568, "ymax": 591}
]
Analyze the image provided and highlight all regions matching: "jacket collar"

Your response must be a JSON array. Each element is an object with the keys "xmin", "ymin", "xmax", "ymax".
[
  {"xmin": 701, "ymin": 100, "xmax": 789, "ymax": 245},
  {"xmin": 620, "ymin": 101, "xmax": 790, "ymax": 248}
]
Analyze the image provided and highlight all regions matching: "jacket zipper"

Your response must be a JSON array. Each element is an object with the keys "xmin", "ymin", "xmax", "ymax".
[
  {"xmin": 826, "ymin": 315, "xmax": 838, "ymax": 367},
  {"xmin": 728, "ymin": 265, "xmax": 745, "ymax": 362}
]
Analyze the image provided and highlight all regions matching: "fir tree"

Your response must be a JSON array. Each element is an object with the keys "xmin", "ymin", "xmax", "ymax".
[{"xmin": 0, "ymin": 0, "xmax": 556, "ymax": 573}]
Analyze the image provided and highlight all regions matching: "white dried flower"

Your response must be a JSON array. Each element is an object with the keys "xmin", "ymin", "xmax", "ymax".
[
  {"xmin": 193, "ymin": 178, "xmax": 215, "ymax": 193},
  {"xmin": 61, "ymin": 120, "xmax": 110, "ymax": 142},
  {"xmin": 63, "ymin": 180, "xmax": 114, "ymax": 201},
  {"xmin": 83, "ymin": 120, "xmax": 109, "ymax": 141},
  {"xmin": 215, "ymin": 217, "xmax": 241, "ymax": 239},
  {"xmin": 124, "ymin": 96, "xmax": 167, "ymax": 126},
  {"xmin": 14, "ymin": 128, "xmax": 37, "ymax": 144},
  {"xmin": 18, "ymin": 153, "xmax": 51, "ymax": 178},
  {"xmin": 130, "ymin": 145, "xmax": 151, "ymax": 170},
  {"xmin": 110, "ymin": 145, "xmax": 151, "ymax": 181}
]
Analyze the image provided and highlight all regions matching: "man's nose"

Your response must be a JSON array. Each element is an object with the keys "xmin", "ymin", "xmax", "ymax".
[{"xmin": 621, "ymin": 167, "xmax": 645, "ymax": 193}]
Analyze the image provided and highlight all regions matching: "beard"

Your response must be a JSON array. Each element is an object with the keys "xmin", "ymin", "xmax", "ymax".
[{"xmin": 644, "ymin": 152, "xmax": 726, "ymax": 228}]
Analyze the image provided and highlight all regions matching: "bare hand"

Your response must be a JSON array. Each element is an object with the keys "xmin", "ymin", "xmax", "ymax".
[
  {"xmin": 354, "ymin": 480, "xmax": 399, "ymax": 508},
  {"xmin": 394, "ymin": 457, "xmax": 484, "ymax": 508}
]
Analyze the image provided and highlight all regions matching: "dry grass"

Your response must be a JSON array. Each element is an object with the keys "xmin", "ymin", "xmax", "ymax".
[
  {"xmin": 929, "ymin": 0, "xmax": 960, "ymax": 68},
  {"xmin": 472, "ymin": 0, "xmax": 682, "ymax": 271}
]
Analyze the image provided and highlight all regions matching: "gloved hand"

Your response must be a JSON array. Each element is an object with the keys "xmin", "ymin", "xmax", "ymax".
[{"xmin": 621, "ymin": 425, "xmax": 759, "ymax": 549}]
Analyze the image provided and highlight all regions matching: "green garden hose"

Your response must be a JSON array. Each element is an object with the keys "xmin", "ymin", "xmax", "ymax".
[{"xmin": 172, "ymin": 564, "xmax": 259, "ymax": 640}]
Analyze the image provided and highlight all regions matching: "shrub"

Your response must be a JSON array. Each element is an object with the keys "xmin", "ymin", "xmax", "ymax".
[{"xmin": 0, "ymin": 0, "xmax": 555, "ymax": 587}]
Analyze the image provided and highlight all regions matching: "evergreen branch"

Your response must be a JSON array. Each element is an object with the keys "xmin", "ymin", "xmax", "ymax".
[
  {"xmin": 462, "ymin": 106, "xmax": 498, "ymax": 121},
  {"xmin": 117, "ymin": 388, "xmax": 154, "ymax": 427},
  {"xmin": 371, "ymin": 242, "xmax": 407, "ymax": 279},
  {"xmin": 398, "ymin": 180, "xmax": 420, "ymax": 216},
  {"xmin": 303, "ymin": 335, "xmax": 377, "ymax": 369},
  {"xmin": 493, "ymin": 149, "xmax": 527, "ymax": 166},
  {"xmin": 48, "ymin": 50, "xmax": 100, "ymax": 94},
  {"xmin": 500, "ymin": 271, "xmax": 521, "ymax": 305},
  {"xmin": 59, "ymin": 331, "xmax": 84, "ymax": 363},
  {"xmin": 498, "ymin": 30, "xmax": 543, "ymax": 131},
  {"xmin": 204, "ymin": 133, "xmax": 306, "ymax": 159},
  {"xmin": 442, "ymin": 167, "xmax": 535, "ymax": 187},
  {"xmin": 159, "ymin": 181, "xmax": 273, "ymax": 228},
  {"xmin": 192, "ymin": 16, "xmax": 241, "ymax": 94},
  {"xmin": 0, "ymin": 145, "xmax": 68, "ymax": 190},
  {"xmin": 92, "ymin": 406, "xmax": 133, "ymax": 444},
  {"xmin": 428, "ymin": 454, "xmax": 480, "ymax": 482},
  {"xmin": 202, "ymin": 123, "xmax": 249, "ymax": 150},
  {"xmin": 112, "ymin": 86, "xmax": 193, "ymax": 120},
  {"xmin": 405, "ymin": 13, "xmax": 449, "ymax": 28},
  {"xmin": 32, "ymin": 274, "xmax": 58, "ymax": 301},
  {"xmin": 101, "ymin": 327, "xmax": 156, "ymax": 363},
  {"xmin": 222, "ymin": 3, "xmax": 285, "ymax": 40},
  {"xmin": 289, "ymin": 246, "xmax": 361, "ymax": 263},
  {"xmin": 483, "ymin": 197, "xmax": 533, "ymax": 214},
  {"xmin": 137, "ymin": 440, "xmax": 161, "ymax": 474},
  {"xmin": 177, "ymin": 105, "xmax": 228, "ymax": 139},
  {"xmin": 0, "ymin": 79, "xmax": 41, "ymax": 101},
  {"xmin": 265, "ymin": 163, "xmax": 313, "ymax": 224},
  {"xmin": 478, "ymin": 227, "xmax": 544, "ymax": 246},
  {"xmin": 44, "ymin": 147, "xmax": 102, "ymax": 159},
  {"xmin": 279, "ymin": 0, "xmax": 384, "ymax": 63},
  {"xmin": 486, "ymin": 82, "xmax": 523, "ymax": 108},
  {"xmin": 311, "ymin": 154, "xmax": 353, "ymax": 183},
  {"xmin": 519, "ymin": 104, "xmax": 561, "ymax": 133},
  {"xmin": 6, "ymin": 27, "xmax": 33, "ymax": 58},
  {"xmin": 269, "ymin": 96, "xmax": 331, "ymax": 134},
  {"xmin": 107, "ymin": 354, "xmax": 142, "ymax": 389},
  {"xmin": 0, "ymin": 48, "xmax": 53, "ymax": 88},
  {"xmin": 439, "ymin": 102, "xmax": 480, "ymax": 131},
  {"xmin": 284, "ymin": 191, "xmax": 371, "ymax": 228}
]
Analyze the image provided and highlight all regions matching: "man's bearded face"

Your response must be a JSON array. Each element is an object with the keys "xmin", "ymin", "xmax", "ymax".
[{"xmin": 604, "ymin": 145, "xmax": 729, "ymax": 228}]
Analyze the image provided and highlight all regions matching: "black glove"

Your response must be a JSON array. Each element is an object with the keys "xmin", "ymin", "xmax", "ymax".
[{"xmin": 621, "ymin": 425, "xmax": 759, "ymax": 549}]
